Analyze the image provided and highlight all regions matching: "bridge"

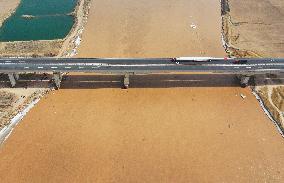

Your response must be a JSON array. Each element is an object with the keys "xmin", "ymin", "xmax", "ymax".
[{"xmin": 0, "ymin": 57, "xmax": 284, "ymax": 89}]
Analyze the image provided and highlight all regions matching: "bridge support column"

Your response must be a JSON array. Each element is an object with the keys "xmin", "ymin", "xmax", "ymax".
[
  {"xmin": 123, "ymin": 74, "xmax": 130, "ymax": 89},
  {"xmin": 7, "ymin": 73, "xmax": 19, "ymax": 87},
  {"xmin": 53, "ymin": 72, "xmax": 62, "ymax": 90},
  {"xmin": 237, "ymin": 75, "xmax": 251, "ymax": 88}
]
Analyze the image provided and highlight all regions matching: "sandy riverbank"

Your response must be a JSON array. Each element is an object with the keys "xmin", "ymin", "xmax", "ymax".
[
  {"xmin": 0, "ymin": 0, "xmax": 91, "ymax": 128},
  {"xmin": 222, "ymin": 0, "xmax": 284, "ymax": 58},
  {"xmin": 0, "ymin": 0, "xmax": 20, "ymax": 28},
  {"xmin": 0, "ymin": 74, "xmax": 51, "ymax": 130},
  {"xmin": 221, "ymin": 0, "xmax": 284, "ymax": 133}
]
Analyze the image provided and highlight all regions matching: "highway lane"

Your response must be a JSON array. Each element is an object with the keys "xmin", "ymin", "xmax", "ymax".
[{"xmin": 0, "ymin": 58, "xmax": 284, "ymax": 74}]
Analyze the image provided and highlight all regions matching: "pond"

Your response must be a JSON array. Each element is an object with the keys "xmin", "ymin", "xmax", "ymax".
[{"xmin": 0, "ymin": 0, "xmax": 77, "ymax": 41}]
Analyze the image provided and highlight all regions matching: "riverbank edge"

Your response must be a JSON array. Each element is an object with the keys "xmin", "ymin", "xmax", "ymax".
[
  {"xmin": 0, "ymin": 89, "xmax": 48, "ymax": 144},
  {"xmin": 221, "ymin": 0, "xmax": 284, "ymax": 135},
  {"xmin": 220, "ymin": 0, "xmax": 261, "ymax": 58},
  {"xmin": 0, "ymin": 0, "xmax": 92, "ymax": 57},
  {"xmin": 0, "ymin": 0, "xmax": 21, "ymax": 28},
  {"xmin": 0, "ymin": 0, "xmax": 91, "ymax": 132}
]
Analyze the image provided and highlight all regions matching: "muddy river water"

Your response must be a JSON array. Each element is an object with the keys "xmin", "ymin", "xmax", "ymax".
[
  {"xmin": 1, "ymin": 0, "xmax": 284, "ymax": 182},
  {"xmin": 77, "ymin": 0, "xmax": 226, "ymax": 58}
]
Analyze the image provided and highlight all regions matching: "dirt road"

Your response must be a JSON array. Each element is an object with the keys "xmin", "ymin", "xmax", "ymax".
[{"xmin": 1, "ymin": 0, "xmax": 284, "ymax": 182}]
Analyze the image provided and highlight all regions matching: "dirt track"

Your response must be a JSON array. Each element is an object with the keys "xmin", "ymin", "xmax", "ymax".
[{"xmin": 0, "ymin": 0, "xmax": 284, "ymax": 182}]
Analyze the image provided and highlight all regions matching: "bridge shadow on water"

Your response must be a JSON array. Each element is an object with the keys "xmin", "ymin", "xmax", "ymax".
[
  {"xmin": 61, "ymin": 74, "xmax": 241, "ymax": 89},
  {"xmin": 0, "ymin": 73, "xmax": 283, "ymax": 89}
]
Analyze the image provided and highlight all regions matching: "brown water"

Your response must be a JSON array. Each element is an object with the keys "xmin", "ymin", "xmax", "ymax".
[
  {"xmin": 1, "ymin": 0, "xmax": 284, "ymax": 182},
  {"xmin": 1, "ymin": 81, "xmax": 284, "ymax": 182},
  {"xmin": 77, "ymin": 0, "xmax": 226, "ymax": 58}
]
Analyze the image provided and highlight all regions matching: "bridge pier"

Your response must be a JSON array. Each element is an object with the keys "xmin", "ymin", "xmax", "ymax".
[
  {"xmin": 7, "ymin": 73, "xmax": 19, "ymax": 87},
  {"xmin": 53, "ymin": 72, "xmax": 62, "ymax": 90},
  {"xmin": 123, "ymin": 74, "xmax": 130, "ymax": 89},
  {"xmin": 237, "ymin": 74, "xmax": 252, "ymax": 88}
]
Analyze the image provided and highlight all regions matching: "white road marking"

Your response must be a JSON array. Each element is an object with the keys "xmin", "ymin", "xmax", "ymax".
[{"xmin": 38, "ymin": 67, "xmax": 43, "ymax": 69}]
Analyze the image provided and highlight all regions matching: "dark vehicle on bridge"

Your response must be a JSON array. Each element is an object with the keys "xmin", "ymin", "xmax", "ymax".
[{"xmin": 233, "ymin": 59, "xmax": 248, "ymax": 64}]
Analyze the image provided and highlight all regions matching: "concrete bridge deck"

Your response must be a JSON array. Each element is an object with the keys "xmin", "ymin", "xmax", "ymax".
[{"xmin": 0, "ymin": 58, "xmax": 284, "ymax": 73}]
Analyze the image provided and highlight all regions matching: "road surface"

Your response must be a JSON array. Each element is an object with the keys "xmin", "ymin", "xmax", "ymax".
[{"xmin": 1, "ymin": 58, "xmax": 284, "ymax": 73}]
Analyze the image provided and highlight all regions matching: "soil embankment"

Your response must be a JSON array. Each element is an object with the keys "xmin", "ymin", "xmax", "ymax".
[
  {"xmin": 221, "ymin": 0, "xmax": 284, "ymax": 132},
  {"xmin": 222, "ymin": 0, "xmax": 284, "ymax": 58}
]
